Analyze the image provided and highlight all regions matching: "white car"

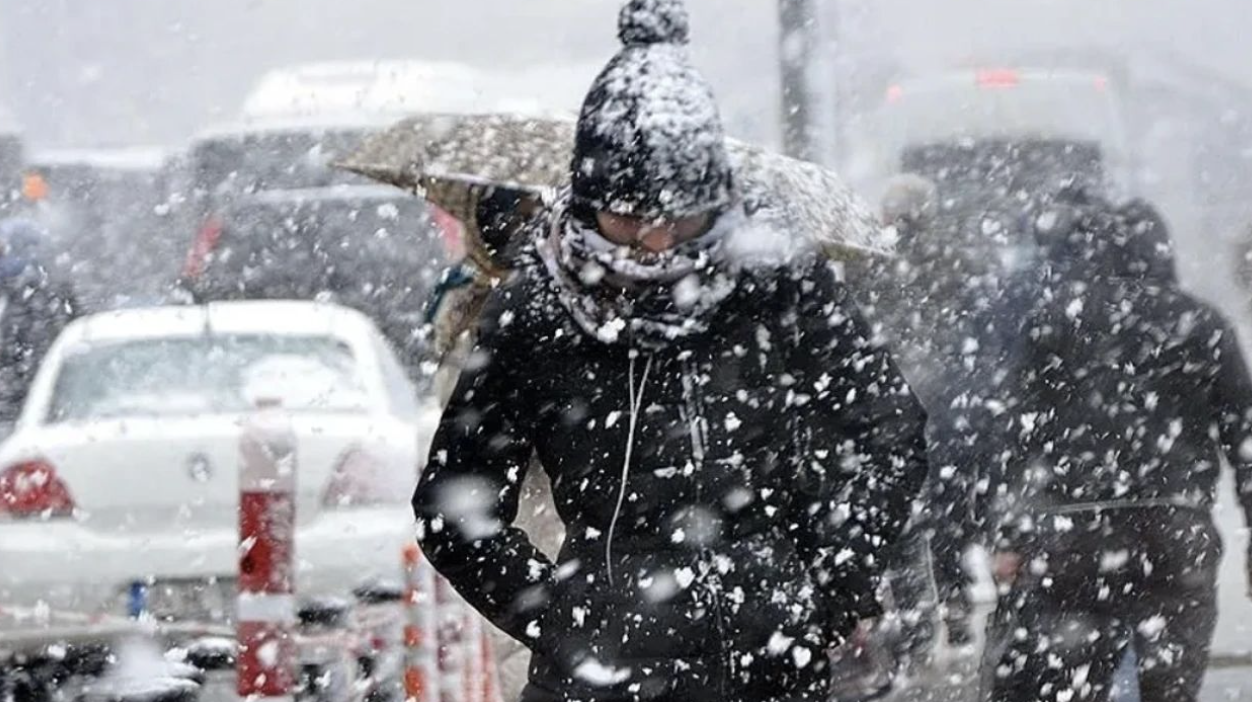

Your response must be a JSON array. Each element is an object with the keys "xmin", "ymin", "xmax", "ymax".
[{"xmin": 0, "ymin": 301, "xmax": 441, "ymax": 622}]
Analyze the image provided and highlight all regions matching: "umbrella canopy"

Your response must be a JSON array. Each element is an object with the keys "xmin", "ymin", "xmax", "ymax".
[{"xmin": 335, "ymin": 112, "xmax": 890, "ymax": 267}]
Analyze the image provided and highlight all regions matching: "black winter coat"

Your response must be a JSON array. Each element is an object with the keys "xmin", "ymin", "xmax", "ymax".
[
  {"xmin": 412, "ymin": 251, "xmax": 929, "ymax": 702},
  {"xmin": 989, "ymin": 264, "xmax": 1252, "ymax": 549}
]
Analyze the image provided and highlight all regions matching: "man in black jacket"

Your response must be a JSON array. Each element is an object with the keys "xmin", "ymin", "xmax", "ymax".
[
  {"xmin": 980, "ymin": 193, "xmax": 1252, "ymax": 702},
  {"xmin": 411, "ymin": 1, "xmax": 930, "ymax": 700}
]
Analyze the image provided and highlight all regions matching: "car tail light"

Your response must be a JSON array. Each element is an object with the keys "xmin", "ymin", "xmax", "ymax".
[
  {"xmin": 976, "ymin": 68, "xmax": 1020, "ymax": 89},
  {"xmin": 885, "ymin": 85, "xmax": 904, "ymax": 103},
  {"xmin": 0, "ymin": 460, "xmax": 75, "ymax": 519},
  {"xmin": 322, "ymin": 449, "xmax": 400, "ymax": 509},
  {"xmin": 182, "ymin": 215, "xmax": 224, "ymax": 279}
]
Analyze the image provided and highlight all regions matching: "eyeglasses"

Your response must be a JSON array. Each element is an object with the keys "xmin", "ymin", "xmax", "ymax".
[{"xmin": 595, "ymin": 211, "xmax": 713, "ymax": 252}]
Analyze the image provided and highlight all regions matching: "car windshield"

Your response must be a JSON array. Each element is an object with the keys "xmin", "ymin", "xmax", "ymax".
[{"xmin": 47, "ymin": 335, "xmax": 371, "ymax": 422}]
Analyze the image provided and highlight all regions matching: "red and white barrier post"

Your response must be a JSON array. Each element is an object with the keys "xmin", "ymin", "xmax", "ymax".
[
  {"xmin": 403, "ymin": 544, "xmax": 440, "ymax": 702},
  {"xmin": 238, "ymin": 399, "xmax": 298, "ymax": 700},
  {"xmin": 480, "ymin": 628, "xmax": 503, "ymax": 702},
  {"xmin": 462, "ymin": 611, "xmax": 485, "ymax": 702},
  {"xmin": 436, "ymin": 579, "xmax": 466, "ymax": 702}
]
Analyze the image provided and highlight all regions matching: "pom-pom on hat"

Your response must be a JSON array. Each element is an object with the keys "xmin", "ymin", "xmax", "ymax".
[{"xmin": 570, "ymin": 0, "xmax": 734, "ymax": 222}]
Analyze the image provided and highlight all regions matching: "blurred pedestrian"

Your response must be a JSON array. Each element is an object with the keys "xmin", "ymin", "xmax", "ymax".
[
  {"xmin": 411, "ymin": 1, "xmax": 930, "ymax": 700},
  {"xmin": 0, "ymin": 218, "xmax": 79, "ymax": 426},
  {"xmin": 979, "ymin": 192, "xmax": 1252, "ymax": 702},
  {"xmin": 861, "ymin": 174, "xmax": 979, "ymax": 668}
]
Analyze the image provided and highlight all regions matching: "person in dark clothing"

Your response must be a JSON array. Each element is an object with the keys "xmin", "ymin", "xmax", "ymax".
[
  {"xmin": 411, "ymin": 2, "xmax": 931, "ymax": 701},
  {"xmin": 979, "ymin": 193, "xmax": 1252, "ymax": 702},
  {"xmin": 862, "ymin": 174, "xmax": 978, "ymax": 664},
  {"xmin": 0, "ymin": 219, "xmax": 79, "ymax": 426}
]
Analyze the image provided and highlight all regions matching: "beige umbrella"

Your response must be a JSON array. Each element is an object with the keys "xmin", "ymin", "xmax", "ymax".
[{"xmin": 335, "ymin": 112, "xmax": 890, "ymax": 270}]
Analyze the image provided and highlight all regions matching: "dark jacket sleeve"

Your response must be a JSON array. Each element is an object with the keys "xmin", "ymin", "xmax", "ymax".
[
  {"xmin": 411, "ymin": 280, "xmax": 554, "ymax": 650},
  {"xmin": 975, "ymin": 301, "xmax": 1064, "ymax": 551},
  {"xmin": 790, "ymin": 263, "xmax": 930, "ymax": 614},
  {"xmin": 1210, "ymin": 318, "xmax": 1252, "ymax": 527}
]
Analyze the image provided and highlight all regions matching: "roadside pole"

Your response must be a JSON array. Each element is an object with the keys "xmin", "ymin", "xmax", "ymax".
[
  {"xmin": 779, "ymin": 0, "xmax": 821, "ymax": 162},
  {"xmin": 237, "ymin": 400, "xmax": 298, "ymax": 701}
]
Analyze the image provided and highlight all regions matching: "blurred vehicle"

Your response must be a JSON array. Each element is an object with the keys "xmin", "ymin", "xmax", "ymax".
[
  {"xmin": 181, "ymin": 185, "xmax": 447, "ymax": 374},
  {"xmin": 242, "ymin": 59, "xmax": 519, "ymax": 122},
  {"xmin": 0, "ymin": 300, "xmax": 441, "ymax": 623},
  {"xmin": 239, "ymin": 59, "xmax": 588, "ymax": 123},
  {"xmin": 0, "ymin": 107, "xmax": 23, "ymax": 195},
  {"xmin": 173, "ymin": 118, "xmax": 381, "ymax": 232},
  {"xmin": 169, "ymin": 59, "xmax": 591, "ymax": 376},
  {"xmin": 177, "ymin": 58, "xmax": 575, "ymax": 230},
  {"xmin": 860, "ymin": 73, "xmax": 1131, "ymax": 270},
  {"xmin": 169, "ymin": 121, "xmax": 442, "ymax": 375},
  {"xmin": 24, "ymin": 148, "xmax": 178, "ymax": 310},
  {"xmin": 846, "ymin": 68, "xmax": 1132, "ymax": 271},
  {"xmin": 851, "ymin": 67, "xmax": 1131, "ymax": 187},
  {"xmin": 168, "ymin": 62, "xmax": 509, "ymax": 351},
  {"xmin": 0, "ymin": 134, "xmax": 21, "ymax": 197}
]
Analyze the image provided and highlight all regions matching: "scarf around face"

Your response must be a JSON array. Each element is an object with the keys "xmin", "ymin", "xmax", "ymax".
[{"xmin": 537, "ymin": 201, "xmax": 745, "ymax": 349}]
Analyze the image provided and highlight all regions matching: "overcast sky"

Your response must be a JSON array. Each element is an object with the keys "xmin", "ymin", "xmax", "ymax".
[
  {"xmin": 2, "ymin": 0, "xmax": 1249, "ymax": 151},
  {"xmin": 3, "ymin": 1, "xmax": 1252, "ymax": 314}
]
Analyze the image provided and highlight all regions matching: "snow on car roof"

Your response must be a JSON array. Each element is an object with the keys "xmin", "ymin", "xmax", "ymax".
[
  {"xmin": 240, "ymin": 59, "xmax": 492, "ymax": 119},
  {"xmin": 239, "ymin": 183, "xmax": 412, "ymax": 205},
  {"xmin": 204, "ymin": 59, "xmax": 592, "ymax": 143},
  {"xmin": 61, "ymin": 301, "xmax": 377, "ymax": 346},
  {"xmin": 193, "ymin": 113, "xmax": 404, "ymax": 142},
  {"xmin": 28, "ymin": 146, "xmax": 170, "ymax": 172}
]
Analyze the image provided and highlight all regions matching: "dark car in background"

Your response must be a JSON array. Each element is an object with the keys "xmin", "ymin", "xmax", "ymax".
[
  {"xmin": 181, "ymin": 184, "xmax": 447, "ymax": 379},
  {"xmin": 0, "ymin": 132, "xmax": 22, "ymax": 194},
  {"xmin": 849, "ymin": 67, "xmax": 1131, "ymax": 269},
  {"xmin": 171, "ymin": 120, "xmax": 383, "ymax": 240},
  {"xmin": 900, "ymin": 138, "xmax": 1108, "ymax": 274},
  {"xmin": 0, "ymin": 105, "xmax": 23, "ymax": 185},
  {"xmin": 24, "ymin": 148, "xmax": 180, "ymax": 310}
]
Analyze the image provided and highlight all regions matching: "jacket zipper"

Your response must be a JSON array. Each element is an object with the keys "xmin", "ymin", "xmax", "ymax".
[{"xmin": 680, "ymin": 354, "xmax": 733, "ymax": 697}]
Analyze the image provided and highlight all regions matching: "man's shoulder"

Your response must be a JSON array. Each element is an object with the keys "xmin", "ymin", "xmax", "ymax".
[
  {"xmin": 737, "ymin": 256, "xmax": 848, "ymax": 305},
  {"xmin": 1129, "ymin": 284, "xmax": 1229, "ymax": 333},
  {"xmin": 478, "ymin": 247, "xmax": 569, "ymax": 342}
]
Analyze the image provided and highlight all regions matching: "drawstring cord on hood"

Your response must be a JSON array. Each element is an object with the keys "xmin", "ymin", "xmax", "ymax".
[{"xmin": 607, "ymin": 351, "xmax": 654, "ymax": 586}]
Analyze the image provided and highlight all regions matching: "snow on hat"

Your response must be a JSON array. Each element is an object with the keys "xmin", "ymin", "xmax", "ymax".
[{"xmin": 570, "ymin": 0, "xmax": 735, "ymax": 221}]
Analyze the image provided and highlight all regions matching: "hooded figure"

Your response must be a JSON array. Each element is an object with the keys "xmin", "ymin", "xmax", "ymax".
[
  {"xmin": 0, "ymin": 218, "xmax": 78, "ymax": 426},
  {"xmin": 411, "ymin": 2, "xmax": 930, "ymax": 701},
  {"xmin": 978, "ymin": 194, "xmax": 1252, "ymax": 702}
]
